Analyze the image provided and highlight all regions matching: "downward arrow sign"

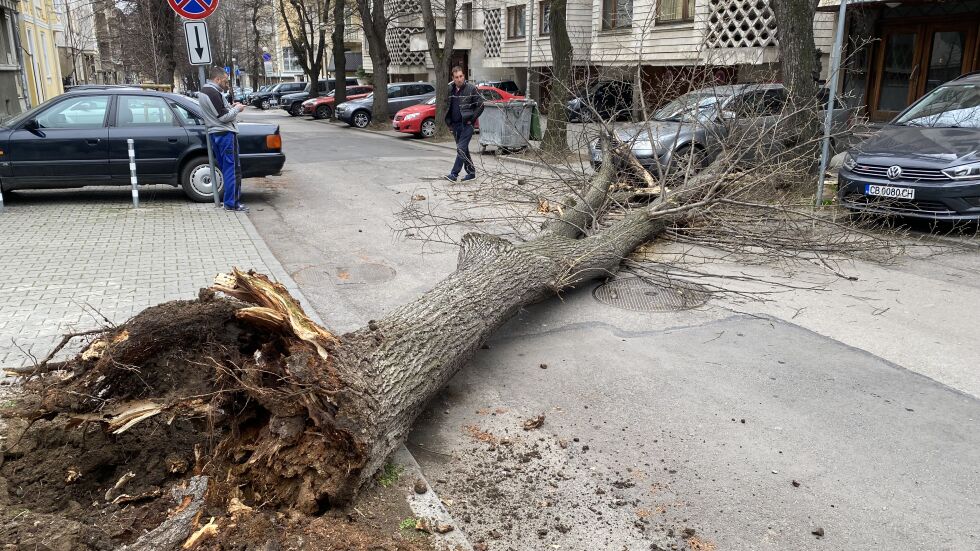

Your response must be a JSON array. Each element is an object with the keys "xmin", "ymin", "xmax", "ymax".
[{"xmin": 193, "ymin": 26, "xmax": 204, "ymax": 58}]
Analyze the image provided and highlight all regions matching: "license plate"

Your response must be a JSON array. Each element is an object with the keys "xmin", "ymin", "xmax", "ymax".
[
  {"xmin": 592, "ymin": 149, "xmax": 602, "ymax": 162},
  {"xmin": 865, "ymin": 184, "xmax": 914, "ymax": 200}
]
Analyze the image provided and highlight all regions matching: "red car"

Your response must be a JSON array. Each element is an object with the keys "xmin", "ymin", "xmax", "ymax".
[
  {"xmin": 392, "ymin": 86, "xmax": 524, "ymax": 138},
  {"xmin": 301, "ymin": 85, "xmax": 374, "ymax": 119}
]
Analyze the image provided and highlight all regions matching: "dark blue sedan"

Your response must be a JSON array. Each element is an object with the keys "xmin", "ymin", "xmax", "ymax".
[{"xmin": 0, "ymin": 88, "xmax": 285, "ymax": 202}]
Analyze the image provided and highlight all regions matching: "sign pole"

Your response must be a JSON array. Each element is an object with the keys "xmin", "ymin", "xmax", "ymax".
[{"xmin": 199, "ymin": 64, "xmax": 221, "ymax": 207}]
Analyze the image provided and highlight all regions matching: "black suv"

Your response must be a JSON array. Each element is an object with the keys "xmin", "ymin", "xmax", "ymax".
[
  {"xmin": 838, "ymin": 72, "xmax": 980, "ymax": 220},
  {"xmin": 567, "ymin": 80, "xmax": 633, "ymax": 123},
  {"xmin": 279, "ymin": 77, "xmax": 360, "ymax": 117},
  {"xmin": 250, "ymin": 81, "xmax": 307, "ymax": 110}
]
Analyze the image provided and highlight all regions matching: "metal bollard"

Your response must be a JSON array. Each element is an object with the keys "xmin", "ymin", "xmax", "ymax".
[{"xmin": 127, "ymin": 139, "xmax": 139, "ymax": 208}]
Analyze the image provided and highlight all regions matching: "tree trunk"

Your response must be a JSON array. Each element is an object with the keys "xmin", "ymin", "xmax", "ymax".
[
  {"xmin": 332, "ymin": 0, "xmax": 347, "ymax": 103},
  {"xmin": 771, "ymin": 0, "xmax": 821, "ymax": 168},
  {"xmin": 541, "ymin": 0, "xmax": 572, "ymax": 154},
  {"xmin": 420, "ymin": 0, "xmax": 456, "ymax": 140},
  {"xmin": 358, "ymin": 0, "xmax": 391, "ymax": 127}
]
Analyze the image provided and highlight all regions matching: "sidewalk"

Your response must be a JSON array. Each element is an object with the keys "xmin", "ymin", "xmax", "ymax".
[{"xmin": 0, "ymin": 186, "xmax": 301, "ymax": 369}]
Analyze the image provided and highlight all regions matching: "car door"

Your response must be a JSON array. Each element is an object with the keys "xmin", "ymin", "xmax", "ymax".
[
  {"xmin": 386, "ymin": 85, "xmax": 407, "ymax": 116},
  {"xmin": 108, "ymin": 94, "xmax": 189, "ymax": 184},
  {"xmin": 7, "ymin": 94, "xmax": 111, "ymax": 186}
]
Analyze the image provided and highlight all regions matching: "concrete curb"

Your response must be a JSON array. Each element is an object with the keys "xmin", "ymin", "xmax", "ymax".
[{"xmin": 238, "ymin": 211, "xmax": 474, "ymax": 550}]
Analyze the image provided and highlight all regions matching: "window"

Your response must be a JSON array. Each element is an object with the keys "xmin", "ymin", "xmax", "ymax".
[
  {"xmin": 730, "ymin": 89, "xmax": 785, "ymax": 118},
  {"xmin": 461, "ymin": 2, "xmax": 473, "ymax": 29},
  {"xmin": 282, "ymin": 47, "xmax": 300, "ymax": 72},
  {"xmin": 36, "ymin": 95, "xmax": 109, "ymax": 128},
  {"xmin": 117, "ymin": 96, "xmax": 175, "ymax": 126},
  {"xmin": 388, "ymin": 85, "xmax": 405, "ymax": 98},
  {"xmin": 170, "ymin": 102, "xmax": 204, "ymax": 126},
  {"xmin": 656, "ymin": 0, "xmax": 694, "ymax": 23},
  {"xmin": 507, "ymin": 5, "xmax": 526, "ymax": 39},
  {"xmin": 601, "ymin": 0, "xmax": 632, "ymax": 30},
  {"xmin": 539, "ymin": 1, "xmax": 550, "ymax": 35}
]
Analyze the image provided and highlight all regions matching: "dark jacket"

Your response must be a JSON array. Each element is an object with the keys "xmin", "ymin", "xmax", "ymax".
[
  {"xmin": 198, "ymin": 82, "xmax": 240, "ymax": 134},
  {"xmin": 445, "ymin": 82, "xmax": 485, "ymax": 126}
]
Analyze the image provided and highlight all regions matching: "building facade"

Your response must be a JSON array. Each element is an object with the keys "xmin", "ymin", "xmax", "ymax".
[
  {"xmin": 17, "ymin": 0, "xmax": 64, "ymax": 105},
  {"xmin": 366, "ymin": 0, "xmax": 840, "ymax": 107},
  {"xmin": 54, "ymin": 0, "xmax": 99, "ymax": 87},
  {"xmin": 0, "ymin": 0, "xmax": 28, "ymax": 120},
  {"xmin": 820, "ymin": 0, "xmax": 980, "ymax": 122}
]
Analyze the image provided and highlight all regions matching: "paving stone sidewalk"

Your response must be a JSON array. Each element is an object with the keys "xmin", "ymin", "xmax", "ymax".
[{"xmin": 0, "ymin": 187, "xmax": 302, "ymax": 370}]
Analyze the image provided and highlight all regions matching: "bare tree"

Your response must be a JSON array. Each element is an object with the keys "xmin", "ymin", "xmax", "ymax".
[
  {"xmin": 116, "ymin": 0, "xmax": 179, "ymax": 85},
  {"xmin": 331, "ymin": 0, "xmax": 349, "ymax": 103},
  {"xmin": 771, "ymin": 0, "xmax": 822, "ymax": 163},
  {"xmin": 356, "ymin": 0, "xmax": 392, "ymax": 126},
  {"xmin": 278, "ymin": 0, "xmax": 330, "ymax": 85},
  {"xmin": 419, "ymin": 0, "xmax": 457, "ymax": 139},
  {"xmin": 540, "ymin": 0, "xmax": 572, "ymax": 154}
]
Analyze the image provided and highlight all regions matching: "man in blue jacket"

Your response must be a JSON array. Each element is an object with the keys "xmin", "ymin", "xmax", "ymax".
[
  {"xmin": 198, "ymin": 68, "xmax": 248, "ymax": 211},
  {"xmin": 444, "ymin": 66, "xmax": 485, "ymax": 182}
]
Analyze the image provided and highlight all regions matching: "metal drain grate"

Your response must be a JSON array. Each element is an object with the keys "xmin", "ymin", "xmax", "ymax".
[{"xmin": 593, "ymin": 277, "xmax": 711, "ymax": 312}]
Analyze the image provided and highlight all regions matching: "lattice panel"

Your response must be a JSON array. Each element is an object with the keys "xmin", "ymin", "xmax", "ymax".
[
  {"xmin": 385, "ymin": 0, "xmax": 421, "ymax": 17},
  {"xmin": 484, "ymin": 8, "xmax": 501, "ymax": 58},
  {"xmin": 386, "ymin": 26, "xmax": 427, "ymax": 65},
  {"xmin": 705, "ymin": 0, "xmax": 777, "ymax": 49}
]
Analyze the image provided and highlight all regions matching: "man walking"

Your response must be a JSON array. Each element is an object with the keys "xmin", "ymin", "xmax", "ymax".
[
  {"xmin": 444, "ymin": 66, "xmax": 484, "ymax": 182},
  {"xmin": 198, "ymin": 67, "xmax": 248, "ymax": 211}
]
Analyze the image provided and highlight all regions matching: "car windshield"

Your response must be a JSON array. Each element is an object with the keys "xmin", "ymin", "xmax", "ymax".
[
  {"xmin": 652, "ymin": 92, "xmax": 725, "ymax": 122},
  {"xmin": 894, "ymin": 83, "xmax": 980, "ymax": 128}
]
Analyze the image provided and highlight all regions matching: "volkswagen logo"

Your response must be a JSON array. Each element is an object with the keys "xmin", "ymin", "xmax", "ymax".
[{"xmin": 886, "ymin": 165, "xmax": 903, "ymax": 180}]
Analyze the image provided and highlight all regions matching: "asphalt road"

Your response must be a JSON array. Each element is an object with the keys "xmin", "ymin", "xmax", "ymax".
[{"xmin": 242, "ymin": 109, "xmax": 980, "ymax": 551}]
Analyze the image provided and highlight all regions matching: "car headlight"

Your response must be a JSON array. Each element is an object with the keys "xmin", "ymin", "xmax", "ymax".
[
  {"xmin": 842, "ymin": 152, "xmax": 858, "ymax": 171},
  {"xmin": 942, "ymin": 162, "xmax": 980, "ymax": 180},
  {"xmin": 405, "ymin": 112, "xmax": 420, "ymax": 120}
]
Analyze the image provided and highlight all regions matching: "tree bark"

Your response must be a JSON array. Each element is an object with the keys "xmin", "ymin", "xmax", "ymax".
[
  {"xmin": 358, "ymin": 0, "xmax": 391, "ymax": 126},
  {"xmin": 541, "ymin": 0, "xmax": 572, "ymax": 154},
  {"xmin": 332, "ymin": 0, "xmax": 347, "ymax": 103},
  {"xmin": 420, "ymin": 0, "xmax": 456, "ymax": 140},
  {"xmin": 771, "ymin": 0, "xmax": 822, "ymax": 167}
]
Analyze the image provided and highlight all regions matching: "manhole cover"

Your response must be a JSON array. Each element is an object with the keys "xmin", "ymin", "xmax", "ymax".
[
  {"xmin": 592, "ymin": 277, "xmax": 710, "ymax": 312},
  {"xmin": 293, "ymin": 262, "xmax": 396, "ymax": 286}
]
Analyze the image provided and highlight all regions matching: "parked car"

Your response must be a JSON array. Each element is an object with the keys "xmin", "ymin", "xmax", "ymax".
[
  {"xmin": 567, "ymin": 80, "xmax": 634, "ymax": 122},
  {"xmin": 392, "ymin": 85, "xmax": 523, "ymax": 138},
  {"xmin": 233, "ymin": 87, "xmax": 252, "ymax": 103},
  {"xmin": 335, "ymin": 83, "xmax": 436, "ymax": 128},
  {"xmin": 246, "ymin": 85, "xmax": 272, "ymax": 104},
  {"xmin": 250, "ymin": 81, "xmax": 307, "ymax": 110},
  {"xmin": 301, "ymin": 85, "xmax": 374, "ymax": 119},
  {"xmin": 479, "ymin": 80, "xmax": 522, "ymax": 96},
  {"xmin": 589, "ymin": 84, "xmax": 852, "ymax": 177},
  {"xmin": 280, "ymin": 78, "xmax": 360, "ymax": 117},
  {"xmin": 0, "ymin": 88, "xmax": 285, "ymax": 202},
  {"xmin": 838, "ymin": 72, "xmax": 980, "ymax": 220}
]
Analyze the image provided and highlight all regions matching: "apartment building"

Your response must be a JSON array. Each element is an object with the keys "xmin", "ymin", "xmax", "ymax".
[
  {"xmin": 819, "ymin": 0, "xmax": 980, "ymax": 122},
  {"xmin": 0, "ymin": 0, "xmax": 28, "ymax": 119},
  {"xmin": 17, "ymin": 0, "xmax": 64, "ymax": 104},
  {"xmin": 368, "ymin": 0, "xmax": 841, "ymax": 106},
  {"xmin": 267, "ymin": 1, "xmax": 364, "ymax": 82},
  {"xmin": 54, "ymin": 0, "xmax": 99, "ymax": 87}
]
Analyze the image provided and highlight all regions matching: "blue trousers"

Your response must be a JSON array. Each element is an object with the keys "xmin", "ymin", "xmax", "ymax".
[
  {"xmin": 209, "ymin": 131, "xmax": 242, "ymax": 208},
  {"xmin": 451, "ymin": 122, "xmax": 475, "ymax": 177}
]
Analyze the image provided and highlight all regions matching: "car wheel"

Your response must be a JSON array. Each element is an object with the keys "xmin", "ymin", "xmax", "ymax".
[
  {"xmin": 314, "ymin": 105, "xmax": 332, "ymax": 120},
  {"xmin": 289, "ymin": 104, "xmax": 302, "ymax": 117},
  {"xmin": 352, "ymin": 110, "xmax": 371, "ymax": 128},
  {"xmin": 260, "ymin": 99, "xmax": 270, "ymax": 110},
  {"xmin": 420, "ymin": 118, "xmax": 436, "ymax": 138},
  {"xmin": 180, "ymin": 156, "xmax": 223, "ymax": 203}
]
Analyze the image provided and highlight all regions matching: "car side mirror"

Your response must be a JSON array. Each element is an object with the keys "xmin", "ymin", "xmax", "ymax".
[{"xmin": 23, "ymin": 118, "xmax": 40, "ymax": 131}]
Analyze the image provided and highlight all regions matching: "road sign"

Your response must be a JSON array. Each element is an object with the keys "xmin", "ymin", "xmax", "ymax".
[
  {"xmin": 184, "ymin": 21, "xmax": 212, "ymax": 65},
  {"xmin": 168, "ymin": 0, "xmax": 219, "ymax": 20},
  {"xmin": 262, "ymin": 52, "xmax": 272, "ymax": 62}
]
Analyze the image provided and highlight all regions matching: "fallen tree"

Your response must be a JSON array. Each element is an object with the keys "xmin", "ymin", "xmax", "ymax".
[{"xmin": 1, "ymin": 97, "xmax": 918, "ymax": 549}]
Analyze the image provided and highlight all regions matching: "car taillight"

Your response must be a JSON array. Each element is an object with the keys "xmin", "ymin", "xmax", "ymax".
[{"xmin": 266, "ymin": 134, "xmax": 282, "ymax": 150}]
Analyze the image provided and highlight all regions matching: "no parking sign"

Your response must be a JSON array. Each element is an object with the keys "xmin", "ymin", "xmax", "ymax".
[{"xmin": 168, "ymin": 0, "xmax": 219, "ymax": 20}]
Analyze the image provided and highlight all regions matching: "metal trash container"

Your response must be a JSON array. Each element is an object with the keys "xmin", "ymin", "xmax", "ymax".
[{"xmin": 479, "ymin": 100, "xmax": 537, "ymax": 154}]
